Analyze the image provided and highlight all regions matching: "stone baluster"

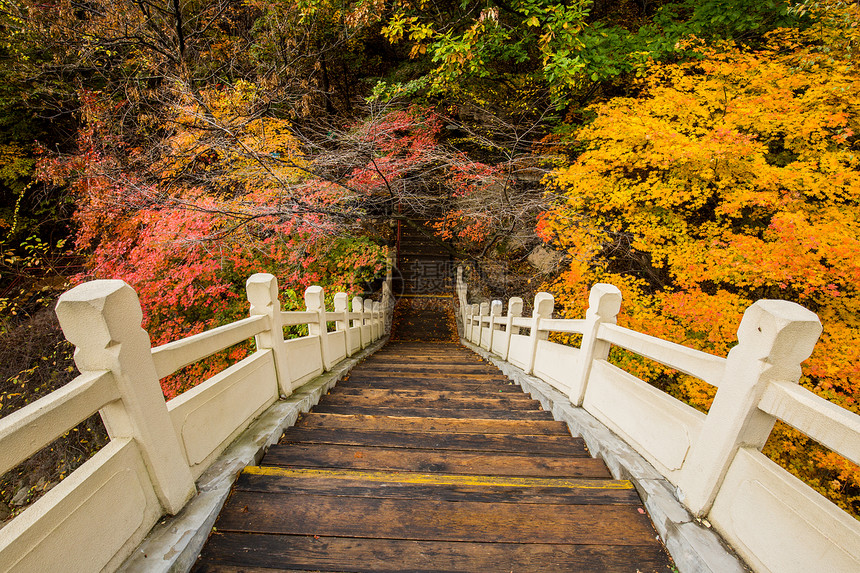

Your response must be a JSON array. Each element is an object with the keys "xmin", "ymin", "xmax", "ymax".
[
  {"xmin": 246, "ymin": 273, "xmax": 293, "ymax": 397},
  {"xmin": 305, "ymin": 286, "xmax": 332, "ymax": 371},
  {"xmin": 499, "ymin": 297, "xmax": 523, "ymax": 361},
  {"xmin": 678, "ymin": 300, "xmax": 822, "ymax": 516},
  {"xmin": 526, "ymin": 293, "xmax": 554, "ymax": 374},
  {"xmin": 352, "ymin": 296, "xmax": 366, "ymax": 348},
  {"xmin": 334, "ymin": 292, "xmax": 353, "ymax": 357},
  {"xmin": 486, "ymin": 300, "xmax": 502, "ymax": 352},
  {"xmin": 569, "ymin": 284, "xmax": 622, "ymax": 406},
  {"xmin": 55, "ymin": 280, "xmax": 196, "ymax": 514}
]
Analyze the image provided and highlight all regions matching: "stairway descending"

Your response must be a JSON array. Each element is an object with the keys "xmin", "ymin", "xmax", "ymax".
[
  {"xmin": 397, "ymin": 221, "xmax": 452, "ymax": 297},
  {"xmin": 190, "ymin": 228, "xmax": 674, "ymax": 572}
]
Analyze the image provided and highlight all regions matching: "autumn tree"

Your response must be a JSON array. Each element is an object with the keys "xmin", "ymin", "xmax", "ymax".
[{"xmin": 539, "ymin": 2, "xmax": 860, "ymax": 515}]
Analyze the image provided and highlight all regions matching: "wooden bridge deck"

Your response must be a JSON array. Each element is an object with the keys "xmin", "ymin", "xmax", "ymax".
[{"xmin": 191, "ymin": 223, "xmax": 673, "ymax": 572}]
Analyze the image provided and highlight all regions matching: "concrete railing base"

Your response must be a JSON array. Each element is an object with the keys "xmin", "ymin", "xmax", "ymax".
[
  {"xmin": 118, "ymin": 337, "xmax": 388, "ymax": 573},
  {"xmin": 462, "ymin": 337, "xmax": 750, "ymax": 573}
]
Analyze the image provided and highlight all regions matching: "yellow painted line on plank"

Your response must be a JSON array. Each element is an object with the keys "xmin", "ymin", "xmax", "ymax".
[{"xmin": 242, "ymin": 466, "xmax": 633, "ymax": 490}]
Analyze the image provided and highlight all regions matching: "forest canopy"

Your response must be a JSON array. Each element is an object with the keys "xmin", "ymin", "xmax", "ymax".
[{"xmin": 0, "ymin": 0, "xmax": 857, "ymax": 519}]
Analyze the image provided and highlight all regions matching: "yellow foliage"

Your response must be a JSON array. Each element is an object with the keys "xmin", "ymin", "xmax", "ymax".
[
  {"xmin": 541, "ymin": 6, "xmax": 860, "ymax": 517},
  {"xmin": 161, "ymin": 82, "xmax": 307, "ymax": 192}
]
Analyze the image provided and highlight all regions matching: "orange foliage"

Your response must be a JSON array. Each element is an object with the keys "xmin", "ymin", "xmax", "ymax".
[{"xmin": 541, "ymin": 4, "xmax": 860, "ymax": 516}]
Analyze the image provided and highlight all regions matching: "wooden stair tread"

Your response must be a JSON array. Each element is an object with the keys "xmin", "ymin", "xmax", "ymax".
[
  {"xmin": 319, "ymin": 390, "xmax": 539, "ymax": 409},
  {"xmin": 262, "ymin": 443, "xmax": 611, "ymax": 477},
  {"xmin": 211, "ymin": 491, "xmax": 657, "ymax": 544},
  {"xmin": 311, "ymin": 405, "xmax": 556, "ymax": 419},
  {"xmin": 280, "ymin": 427, "xmax": 588, "ymax": 455},
  {"xmin": 335, "ymin": 379, "xmax": 523, "ymax": 391},
  {"xmin": 294, "ymin": 413, "xmax": 571, "ymax": 435},
  {"xmin": 234, "ymin": 468, "xmax": 640, "ymax": 505},
  {"xmin": 193, "ymin": 534, "xmax": 673, "ymax": 573}
]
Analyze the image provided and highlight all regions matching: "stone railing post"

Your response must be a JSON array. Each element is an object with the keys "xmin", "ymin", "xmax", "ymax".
[
  {"xmin": 364, "ymin": 299, "xmax": 374, "ymax": 341},
  {"xmin": 526, "ymin": 293, "xmax": 554, "ymax": 374},
  {"xmin": 373, "ymin": 301, "xmax": 382, "ymax": 340},
  {"xmin": 334, "ymin": 292, "xmax": 353, "ymax": 357},
  {"xmin": 246, "ymin": 273, "xmax": 292, "ymax": 397},
  {"xmin": 677, "ymin": 300, "xmax": 822, "ymax": 516},
  {"xmin": 569, "ymin": 284, "xmax": 622, "ymax": 406},
  {"xmin": 456, "ymin": 265, "xmax": 468, "ymax": 329},
  {"xmin": 352, "ymin": 296, "xmax": 367, "ymax": 348},
  {"xmin": 470, "ymin": 304, "xmax": 480, "ymax": 343},
  {"xmin": 382, "ymin": 267, "xmax": 394, "ymax": 335},
  {"xmin": 305, "ymin": 286, "xmax": 332, "ymax": 370},
  {"xmin": 499, "ymin": 297, "xmax": 523, "ymax": 361},
  {"xmin": 464, "ymin": 303, "xmax": 473, "ymax": 340},
  {"xmin": 478, "ymin": 302, "xmax": 490, "ymax": 346},
  {"xmin": 486, "ymin": 300, "xmax": 502, "ymax": 351},
  {"xmin": 55, "ymin": 280, "xmax": 196, "ymax": 515}
]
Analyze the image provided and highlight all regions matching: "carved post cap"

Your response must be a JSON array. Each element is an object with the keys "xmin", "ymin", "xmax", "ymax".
[
  {"xmin": 373, "ymin": 301, "xmax": 381, "ymax": 312},
  {"xmin": 304, "ymin": 285, "xmax": 325, "ymax": 310},
  {"xmin": 480, "ymin": 302, "xmax": 490, "ymax": 315},
  {"xmin": 363, "ymin": 299, "xmax": 373, "ymax": 312},
  {"xmin": 352, "ymin": 296, "xmax": 363, "ymax": 312},
  {"xmin": 533, "ymin": 292, "xmax": 554, "ymax": 318},
  {"xmin": 55, "ymin": 280, "xmax": 145, "ymax": 369},
  {"xmin": 491, "ymin": 300, "xmax": 503, "ymax": 316},
  {"xmin": 333, "ymin": 292, "xmax": 348, "ymax": 312},
  {"xmin": 246, "ymin": 273, "xmax": 279, "ymax": 311},
  {"xmin": 471, "ymin": 303, "xmax": 480, "ymax": 315},
  {"xmin": 466, "ymin": 304, "xmax": 473, "ymax": 316},
  {"xmin": 508, "ymin": 297, "xmax": 524, "ymax": 316},
  {"xmin": 736, "ymin": 300, "xmax": 822, "ymax": 365},
  {"xmin": 587, "ymin": 283, "xmax": 622, "ymax": 319}
]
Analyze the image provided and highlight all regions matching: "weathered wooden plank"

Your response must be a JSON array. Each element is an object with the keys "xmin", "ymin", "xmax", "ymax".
[
  {"xmin": 323, "ymin": 388, "xmax": 534, "ymax": 403},
  {"xmin": 263, "ymin": 444, "xmax": 610, "ymax": 477},
  {"xmin": 362, "ymin": 355, "xmax": 484, "ymax": 364},
  {"xmin": 280, "ymin": 427, "xmax": 588, "ymax": 455},
  {"xmin": 332, "ymin": 387, "xmax": 525, "ymax": 399},
  {"xmin": 356, "ymin": 364, "xmax": 496, "ymax": 374},
  {"xmin": 373, "ymin": 350, "xmax": 470, "ymax": 356},
  {"xmin": 319, "ymin": 392, "xmax": 543, "ymax": 410},
  {"xmin": 373, "ymin": 347, "xmax": 466, "ymax": 355},
  {"xmin": 336, "ymin": 378, "xmax": 522, "ymax": 391},
  {"xmin": 366, "ymin": 352, "xmax": 484, "ymax": 361},
  {"xmin": 311, "ymin": 405, "xmax": 555, "ymax": 419},
  {"xmin": 234, "ymin": 468, "xmax": 641, "ymax": 505},
  {"xmin": 345, "ymin": 373, "xmax": 510, "ymax": 384},
  {"xmin": 349, "ymin": 370, "xmax": 505, "ymax": 380},
  {"xmin": 294, "ymin": 413, "xmax": 570, "ymax": 435},
  {"xmin": 213, "ymin": 492, "xmax": 657, "ymax": 545},
  {"xmin": 192, "ymin": 534, "xmax": 674, "ymax": 573}
]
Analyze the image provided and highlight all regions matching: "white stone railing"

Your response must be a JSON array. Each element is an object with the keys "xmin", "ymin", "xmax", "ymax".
[
  {"xmin": 460, "ymin": 277, "xmax": 860, "ymax": 573},
  {"xmin": 0, "ymin": 270, "xmax": 392, "ymax": 572}
]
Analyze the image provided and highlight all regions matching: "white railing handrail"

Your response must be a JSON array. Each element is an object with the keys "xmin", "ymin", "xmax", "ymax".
[
  {"xmin": 458, "ymin": 267, "xmax": 860, "ymax": 573},
  {"xmin": 0, "ymin": 370, "xmax": 118, "ymax": 477},
  {"xmin": 537, "ymin": 317, "xmax": 587, "ymax": 334},
  {"xmin": 280, "ymin": 310, "xmax": 321, "ymax": 326},
  {"xmin": 0, "ymin": 256, "xmax": 395, "ymax": 573},
  {"xmin": 597, "ymin": 323, "xmax": 727, "ymax": 387},
  {"xmin": 758, "ymin": 380, "xmax": 860, "ymax": 466},
  {"xmin": 151, "ymin": 315, "xmax": 270, "ymax": 379}
]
